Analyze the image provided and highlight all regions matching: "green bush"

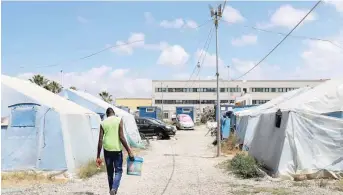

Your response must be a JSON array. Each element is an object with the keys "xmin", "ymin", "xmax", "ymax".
[{"xmin": 230, "ymin": 153, "xmax": 263, "ymax": 179}]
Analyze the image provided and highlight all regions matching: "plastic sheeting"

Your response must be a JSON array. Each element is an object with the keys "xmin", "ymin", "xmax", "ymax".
[
  {"xmin": 1, "ymin": 75, "xmax": 100, "ymax": 173},
  {"xmin": 59, "ymin": 89, "xmax": 144, "ymax": 148},
  {"xmin": 238, "ymin": 87, "xmax": 311, "ymax": 150},
  {"xmin": 248, "ymin": 79, "xmax": 343, "ymax": 179}
]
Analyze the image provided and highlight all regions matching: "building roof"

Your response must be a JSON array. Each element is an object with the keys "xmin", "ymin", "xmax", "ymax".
[
  {"xmin": 152, "ymin": 79, "xmax": 329, "ymax": 82},
  {"xmin": 1, "ymin": 75, "xmax": 96, "ymax": 114}
]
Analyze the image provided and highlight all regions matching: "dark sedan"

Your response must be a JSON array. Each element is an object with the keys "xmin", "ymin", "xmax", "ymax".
[{"xmin": 135, "ymin": 117, "xmax": 176, "ymax": 139}]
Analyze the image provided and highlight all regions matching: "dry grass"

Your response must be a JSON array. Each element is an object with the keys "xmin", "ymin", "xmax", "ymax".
[
  {"xmin": 78, "ymin": 148, "xmax": 142, "ymax": 179},
  {"xmin": 253, "ymin": 187, "xmax": 291, "ymax": 195},
  {"xmin": 78, "ymin": 159, "xmax": 106, "ymax": 179},
  {"xmin": 332, "ymin": 179, "xmax": 343, "ymax": 192},
  {"xmin": 2, "ymin": 171, "xmax": 67, "ymax": 188},
  {"xmin": 221, "ymin": 133, "xmax": 240, "ymax": 155},
  {"xmin": 293, "ymin": 181, "xmax": 310, "ymax": 187}
]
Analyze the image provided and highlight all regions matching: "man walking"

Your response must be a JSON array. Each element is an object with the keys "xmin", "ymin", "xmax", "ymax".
[{"xmin": 96, "ymin": 108, "xmax": 134, "ymax": 195}]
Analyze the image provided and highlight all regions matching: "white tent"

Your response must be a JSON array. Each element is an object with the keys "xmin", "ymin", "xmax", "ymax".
[
  {"xmin": 59, "ymin": 88, "xmax": 143, "ymax": 148},
  {"xmin": 248, "ymin": 79, "xmax": 343, "ymax": 180},
  {"xmin": 236, "ymin": 87, "xmax": 311, "ymax": 150},
  {"xmin": 1, "ymin": 75, "xmax": 101, "ymax": 174}
]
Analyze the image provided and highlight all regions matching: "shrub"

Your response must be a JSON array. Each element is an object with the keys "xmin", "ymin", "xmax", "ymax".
[
  {"xmin": 78, "ymin": 159, "xmax": 106, "ymax": 179},
  {"xmin": 230, "ymin": 152, "xmax": 263, "ymax": 179}
]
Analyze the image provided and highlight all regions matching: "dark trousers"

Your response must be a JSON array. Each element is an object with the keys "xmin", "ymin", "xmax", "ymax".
[{"xmin": 104, "ymin": 150, "xmax": 123, "ymax": 191}]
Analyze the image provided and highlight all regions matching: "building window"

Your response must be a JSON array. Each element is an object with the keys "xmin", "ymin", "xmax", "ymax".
[
  {"xmin": 146, "ymin": 108, "xmax": 155, "ymax": 112},
  {"xmin": 155, "ymin": 100, "xmax": 162, "ymax": 104},
  {"xmin": 220, "ymin": 100, "xmax": 229, "ymax": 103},
  {"xmin": 163, "ymin": 112, "xmax": 169, "ymax": 119},
  {"xmin": 162, "ymin": 88, "xmax": 167, "ymax": 92},
  {"xmin": 271, "ymin": 88, "xmax": 276, "ymax": 92},
  {"xmin": 252, "ymin": 100, "xmax": 269, "ymax": 105},
  {"xmin": 10, "ymin": 104, "xmax": 39, "ymax": 127},
  {"xmin": 220, "ymin": 88, "xmax": 226, "ymax": 92}
]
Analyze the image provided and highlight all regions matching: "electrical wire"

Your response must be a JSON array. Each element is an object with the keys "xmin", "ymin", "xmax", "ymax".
[
  {"xmin": 189, "ymin": 27, "xmax": 214, "ymax": 89},
  {"xmin": 20, "ymin": 20, "xmax": 212, "ymax": 70},
  {"xmin": 183, "ymin": 26, "xmax": 214, "ymax": 89},
  {"xmin": 232, "ymin": 0, "xmax": 322, "ymax": 81}
]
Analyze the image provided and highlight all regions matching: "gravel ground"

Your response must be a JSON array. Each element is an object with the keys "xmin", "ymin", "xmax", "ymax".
[{"xmin": 2, "ymin": 125, "xmax": 343, "ymax": 195}]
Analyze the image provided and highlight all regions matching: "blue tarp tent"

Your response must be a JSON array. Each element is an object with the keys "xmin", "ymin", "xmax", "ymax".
[
  {"xmin": 1, "ymin": 75, "xmax": 100, "ymax": 174},
  {"xmin": 59, "ymin": 88, "xmax": 143, "ymax": 148}
]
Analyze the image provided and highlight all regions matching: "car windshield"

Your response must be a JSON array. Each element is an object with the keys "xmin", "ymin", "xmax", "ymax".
[{"xmin": 179, "ymin": 115, "xmax": 192, "ymax": 122}]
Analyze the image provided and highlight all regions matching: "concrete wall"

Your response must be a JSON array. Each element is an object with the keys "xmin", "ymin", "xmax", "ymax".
[{"xmin": 115, "ymin": 98, "xmax": 152, "ymax": 111}]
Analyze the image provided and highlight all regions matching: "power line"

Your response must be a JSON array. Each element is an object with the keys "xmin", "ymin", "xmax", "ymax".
[
  {"xmin": 233, "ymin": 0, "xmax": 322, "ymax": 80},
  {"xmin": 20, "ymin": 20, "xmax": 212, "ymax": 70},
  {"xmin": 184, "ymin": 26, "xmax": 214, "ymax": 89},
  {"xmin": 189, "ymin": 27, "xmax": 214, "ymax": 89},
  {"xmin": 221, "ymin": 19, "xmax": 343, "ymax": 50}
]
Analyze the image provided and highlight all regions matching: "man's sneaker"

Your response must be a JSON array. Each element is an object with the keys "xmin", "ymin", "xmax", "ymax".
[{"xmin": 110, "ymin": 189, "xmax": 117, "ymax": 195}]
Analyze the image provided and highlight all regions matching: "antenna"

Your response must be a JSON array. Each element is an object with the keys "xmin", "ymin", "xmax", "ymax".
[
  {"xmin": 209, "ymin": 5, "xmax": 215, "ymax": 17},
  {"xmin": 217, "ymin": 4, "xmax": 222, "ymax": 17}
]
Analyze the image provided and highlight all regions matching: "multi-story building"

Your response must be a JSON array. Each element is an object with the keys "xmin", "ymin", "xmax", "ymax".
[{"xmin": 152, "ymin": 79, "xmax": 327, "ymax": 121}]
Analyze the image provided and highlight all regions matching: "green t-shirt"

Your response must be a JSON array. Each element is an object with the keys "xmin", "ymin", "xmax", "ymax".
[{"xmin": 101, "ymin": 116, "xmax": 123, "ymax": 151}]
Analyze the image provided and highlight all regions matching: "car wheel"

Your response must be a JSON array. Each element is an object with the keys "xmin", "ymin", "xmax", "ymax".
[{"xmin": 157, "ymin": 132, "xmax": 164, "ymax": 140}]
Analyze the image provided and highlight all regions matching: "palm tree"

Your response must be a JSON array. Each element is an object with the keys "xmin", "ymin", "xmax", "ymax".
[
  {"xmin": 46, "ymin": 81, "xmax": 62, "ymax": 94},
  {"xmin": 70, "ymin": 86, "xmax": 77, "ymax": 90},
  {"xmin": 29, "ymin": 74, "xmax": 49, "ymax": 87},
  {"xmin": 99, "ymin": 91, "xmax": 113, "ymax": 103}
]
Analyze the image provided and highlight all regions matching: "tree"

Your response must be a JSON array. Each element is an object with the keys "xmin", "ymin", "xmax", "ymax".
[
  {"xmin": 70, "ymin": 86, "xmax": 77, "ymax": 90},
  {"xmin": 29, "ymin": 74, "xmax": 49, "ymax": 87},
  {"xmin": 99, "ymin": 91, "xmax": 113, "ymax": 103},
  {"xmin": 28, "ymin": 74, "xmax": 62, "ymax": 94},
  {"xmin": 46, "ymin": 81, "xmax": 62, "ymax": 94}
]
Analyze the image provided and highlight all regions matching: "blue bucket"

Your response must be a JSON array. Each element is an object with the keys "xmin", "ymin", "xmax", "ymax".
[{"xmin": 127, "ymin": 157, "xmax": 143, "ymax": 176}]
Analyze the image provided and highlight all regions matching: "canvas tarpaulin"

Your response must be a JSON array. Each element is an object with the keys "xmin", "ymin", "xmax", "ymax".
[
  {"xmin": 60, "ymin": 89, "xmax": 144, "ymax": 148},
  {"xmin": 248, "ymin": 79, "xmax": 343, "ymax": 179},
  {"xmin": 1, "ymin": 75, "xmax": 100, "ymax": 174}
]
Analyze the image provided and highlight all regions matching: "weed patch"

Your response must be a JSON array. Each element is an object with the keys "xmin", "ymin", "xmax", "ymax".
[
  {"xmin": 78, "ymin": 159, "xmax": 106, "ymax": 179},
  {"xmin": 230, "ymin": 152, "xmax": 264, "ymax": 179}
]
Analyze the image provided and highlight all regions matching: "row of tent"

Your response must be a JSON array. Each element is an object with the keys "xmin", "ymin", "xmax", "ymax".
[
  {"xmin": 234, "ymin": 79, "xmax": 343, "ymax": 180},
  {"xmin": 1, "ymin": 75, "xmax": 143, "ymax": 175}
]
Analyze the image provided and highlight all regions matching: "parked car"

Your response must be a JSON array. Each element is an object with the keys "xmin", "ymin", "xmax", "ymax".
[
  {"xmin": 176, "ymin": 114, "xmax": 195, "ymax": 130},
  {"xmin": 135, "ymin": 117, "xmax": 176, "ymax": 139}
]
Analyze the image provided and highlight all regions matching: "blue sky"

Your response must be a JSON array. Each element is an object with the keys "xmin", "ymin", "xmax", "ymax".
[{"xmin": 2, "ymin": 1, "xmax": 343, "ymax": 97}]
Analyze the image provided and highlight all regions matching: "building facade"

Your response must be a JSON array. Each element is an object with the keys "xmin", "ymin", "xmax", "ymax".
[
  {"xmin": 152, "ymin": 79, "xmax": 327, "ymax": 121},
  {"xmin": 115, "ymin": 98, "xmax": 152, "ymax": 112}
]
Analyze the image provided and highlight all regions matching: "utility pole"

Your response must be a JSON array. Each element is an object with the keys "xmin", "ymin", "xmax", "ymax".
[
  {"xmin": 60, "ymin": 70, "xmax": 64, "ymax": 88},
  {"xmin": 197, "ymin": 62, "xmax": 201, "ymax": 121},
  {"xmin": 210, "ymin": 4, "xmax": 222, "ymax": 157},
  {"xmin": 161, "ymin": 82, "xmax": 164, "ymax": 116},
  {"xmin": 227, "ymin": 65, "xmax": 230, "ymax": 104}
]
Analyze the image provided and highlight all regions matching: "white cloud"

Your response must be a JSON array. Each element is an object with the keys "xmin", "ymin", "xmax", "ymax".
[
  {"xmin": 294, "ymin": 30, "xmax": 343, "ymax": 79},
  {"xmin": 18, "ymin": 66, "xmax": 152, "ymax": 98},
  {"xmin": 157, "ymin": 45, "xmax": 189, "ymax": 66},
  {"xmin": 77, "ymin": 16, "xmax": 88, "ymax": 24},
  {"xmin": 325, "ymin": 0, "xmax": 343, "ymax": 13},
  {"xmin": 230, "ymin": 58, "xmax": 283, "ymax": 80},
  {"xmin": 194, "ymin": 49, "xmax": 224, "ymax": 67},
  {"xmin": 231, "ymin": 34, "xmax": 258, "ymax": 47},
  {"xmin": 111, "ymin": 33, "xmax": 145, "ymax": 55},
  {"xmin": 258, "ymin": 4, "xmax": 317, "ymax": 29},
  {"xmin": 109, "ymin": 33, "xmax": 169, "ymax": 55},
  {"xmin": 160, "ymin": 18, "xmax": 198, "ymax": 29},
  {"xmin": 144, "ymin": 12, "xmax": 155, "ymax": 24},
  {"xmin": 222, "ymin": 6, "xmax": 245, "ymax": 23}
]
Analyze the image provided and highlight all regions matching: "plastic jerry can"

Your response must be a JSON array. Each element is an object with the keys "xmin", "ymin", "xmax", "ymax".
[{"xmin": 127, "ymin": 156, "xmax": 143, "ymax": 176}]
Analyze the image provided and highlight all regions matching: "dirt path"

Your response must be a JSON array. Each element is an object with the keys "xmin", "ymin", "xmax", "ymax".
[{"xmin": 2, "ymin": 126, "xmax": 343, "ymax": 195}]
